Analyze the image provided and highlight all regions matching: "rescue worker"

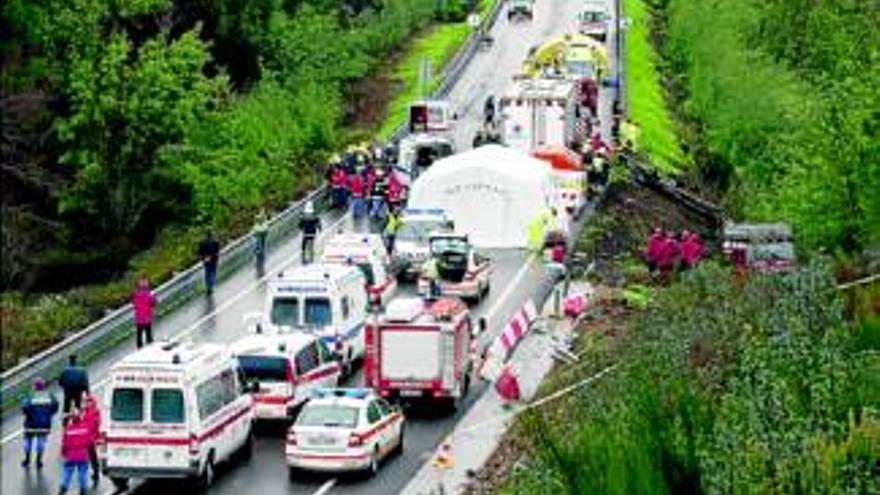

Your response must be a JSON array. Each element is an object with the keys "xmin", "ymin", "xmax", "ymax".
[
  {"xmin": 422, "ymin": 257, "xmax": 441, "ymax": 301},
  {"xmin": 484, "ymin": 95, "xmax": 496, "ymax": 128},
  {"xmin": 330, "ymin": 165, "xmax": 348, "ymax": 210},
  {"xmin": 83, "ymin": 393, "xmax": 101, "ymax": 484},
  {"xmin": 58, "ymin": 355, "xmax": 89, "ymax": 414},
  {"xmin": 369, "ymin": 168, "xmax": 389, "ymax": 222},
  {"xmin": 197, "ymin": 231, "xmax": 220, "ymax": 295},
  {"xmin": 21, "ymin": 378, "xmax": 59, "ymax": 469},
  {"xmin": 658, "ymin": 230, "xmax": 680, "ymax": 277},
  {"xmin": 58, "ymin": 407, "xmax": 91, "ymax": 495},
  {"xmin": 298, "ymin": 201, "xmax": 322, "ymax": 264},
  {"xmin": 644, "ymin": 227, "xmax": 665, "ymax": 273},
  {"xmin": 386, "ymin": 171, "xmax": 404, "ymax": 212},
  {"xmin": 384, "ymin": 206, "xmax": 402, "ymax": 254},
  {"xmin": 680, "ymin": 230, "xmax": 705, "ymax": 269},
  {"xmin": 348, "ymin": 172, "xmax": 365, "ymax": 219},
  {"xmin": 252, "ymin": 208, "xmax": 269, "ymax": 270},
  {"xmin": 131, "ymin": 278, "xmax": 156, "ymax": 348}
]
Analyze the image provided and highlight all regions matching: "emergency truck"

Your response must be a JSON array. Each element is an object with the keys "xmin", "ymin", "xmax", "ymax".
[
  {"xmin": 418, "ymin": 233, "xmax": 492, "ymax": 303},
  {"xmin": 230, "ymin": 332, "xmax": 340, "ymax": 421},
  {"xmin": 320, "ymin": 233, "xmax": 398, "ymax": 308},
  {"xmin": 499, "ymin": 77, "xmax": 586, "ymax": 153},
  {"xmin": 365, "ymin": 298, "xmax": 474, "ymax": 410},
  {"xmin": 102, "ymin": 342, "xmax": 255, "ymax": 490},
  {"xmin": 262, "ymin": 264, "xmax": 369, "ymax": 376}
]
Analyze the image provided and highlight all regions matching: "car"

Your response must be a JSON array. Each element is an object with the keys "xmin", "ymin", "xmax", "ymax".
[
  {"xmin": 579, "ymin": 2, "xmax": 610, "ymax": 42},
  {"xmin": 418, "ymin": 233, "xmax": 492, "ymax": 304},
  {"xmin": 393, "ymin": 209, "xmax": 455, "ymax": 280},
  {"xmin": 285, "ymin": 388, "xmax": 405, "ymax": 477}
]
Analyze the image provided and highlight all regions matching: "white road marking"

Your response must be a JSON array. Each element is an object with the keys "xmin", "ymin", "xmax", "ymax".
[
  {"xmin": 1, "ymin": 212, "xmax": 350, "ymax": 447},
  {"xmin": 312, "ymin": 478, "xmax": 337, "ymax": 495}
]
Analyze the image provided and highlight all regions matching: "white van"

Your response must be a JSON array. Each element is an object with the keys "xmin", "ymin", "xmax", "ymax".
[
  {"xmin": 320, "ymin": 233, "xmax": 398, "ymax": 308},
  {"xmin": 230, "ymin": 332, "xmax": 341, "ymax": 421},
  {"xmin": 264, "ymin": 264, "xmax": 369, "ymax": 374},
  {"xmin": 102, "ymin": 342, "xmax": 255, "ymax": 490}
]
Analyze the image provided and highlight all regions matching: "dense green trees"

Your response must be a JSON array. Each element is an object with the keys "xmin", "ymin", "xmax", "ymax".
[
  {"xmin": 1, "ymin": 0, "xmax": 455, "ymax": 289},
  {"xmin": 657, "ymin": 0, "xmax": 879, "ymax": 252}
]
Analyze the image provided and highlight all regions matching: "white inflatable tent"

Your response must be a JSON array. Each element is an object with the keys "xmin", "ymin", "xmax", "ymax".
[{"xmin": 408, "ymin": 145, "xmax": 554, "ymax": 248}]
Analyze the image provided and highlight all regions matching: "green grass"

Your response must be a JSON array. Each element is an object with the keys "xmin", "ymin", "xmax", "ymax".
[
  {"xmin": 377, "ymin": 0, "xmax": 497, "ymax": 139},
  {"xmin": 624, "ymin": 0, "xmax": 685, "ymax": 174}
]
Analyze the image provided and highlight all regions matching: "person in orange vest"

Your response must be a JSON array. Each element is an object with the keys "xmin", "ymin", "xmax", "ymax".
[{"xmin": 58, "ymin": 408, "xmax": 92, "ymax": 495}]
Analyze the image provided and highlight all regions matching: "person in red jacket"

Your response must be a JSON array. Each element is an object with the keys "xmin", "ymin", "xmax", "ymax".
[
  {"xmin": 386, "ymin": 172, "xmax": 403, "ymax": 211},
  {"xmin": 680, "ymin": 230, "xmax": 705, "ymax": 269},
  {"xmin": 348, "ymin": 172, "xmax": 365, "ymax": 219},
  {"xmin": 59, "ymin": 408, "xmax": 91, "ymax": 495},
  {"xmin": 131, "ymin": 278, "xmax": 156, "ymax": 349},
  {"xmin": 83, "ymin": 394, "xmax": 101, "ymax": 484},
  {"xmin": 330, "ymin": 165, "xmax": 348, "ymax": 209},
  {"xmin": 644, "ymin": 227, "xmax": 665, "ymax": 272}
]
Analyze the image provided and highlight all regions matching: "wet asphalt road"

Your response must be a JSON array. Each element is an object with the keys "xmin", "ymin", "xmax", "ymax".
[{"xmin": 1, "ymin": 0, "xmax": 617, "ymax": 493}]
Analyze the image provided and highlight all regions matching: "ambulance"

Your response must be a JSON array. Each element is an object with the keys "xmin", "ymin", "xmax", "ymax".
[
  {"xmin": 417, "ymin": 233, "xmax": 492, "ymax": 304},
  {"xmin": 365, "ymin": 298, "xmax": 474, "ymax": 410},
  {"xmin": 500, "ymin": 77, "xmax": 585, "ymax": 153},
  {"xmin": 263, "ymin": 264, "xmax": 369, "ymax": 375},
  {"xmin": 230, "ymin": 332, "xmax": 341, "ymax": 421},
  {"xmin": 101, "ymin": 342, "xmax": 255, "ymax": 490},
  {"xmin": 320, "ymin": 233, "xmax": 398, "ymax": 308}
]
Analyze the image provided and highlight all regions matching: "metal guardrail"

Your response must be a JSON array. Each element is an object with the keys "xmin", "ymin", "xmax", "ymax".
[{"xmin": 1, "ymin": 0, "xmax": 506, "ymax": 408}]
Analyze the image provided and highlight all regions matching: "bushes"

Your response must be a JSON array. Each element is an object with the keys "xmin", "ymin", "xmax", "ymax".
[
  {"xmin": 502, "ymin": 263, "xmax": 879, "ymax": 494},
  {"xmin": 659, "ymin": 0, "xmax": 880, "ymax": 252}
]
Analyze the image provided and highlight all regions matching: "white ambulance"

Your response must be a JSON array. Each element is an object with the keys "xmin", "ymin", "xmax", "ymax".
[
  {"xmin": 263, "ymin": 264, "xmax": 369, "ymax": 375},
  {"xmin": 230, "ymin": 332, "xmax": 341, "ymax": 421},
  {"xmin": 320, "ymin": 233, "xmax": 397, "ymax": 308},
  {"xmin": 102, "ymin": 342, "xmax": 255, "ymax": 490},
  {"xmin": 365, "ymin": 298, "xmax": 474, "ymax": 411},
  {"xmin": 500, "ymin": 77, "xmax": 583, "ymax": 153}
]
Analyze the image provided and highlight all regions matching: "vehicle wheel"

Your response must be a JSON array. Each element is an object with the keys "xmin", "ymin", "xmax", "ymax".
[
  {"xmin": 194, "ymin": 455, "xmax": 215, "ymax": 490},
  {"xmin": 288, "ymin": 466, "xmax": 300, "ymax": 481},
  {"xmin": 392, "ymin": 425, "xmax": 405, "ymax": 457},
  {"xmin": 110, "ymin": 477, "xmax": 129, "ymax": 490},
  {"xmin": 366, "ymin": 448, "xmax": 380, "ymax": 478}
]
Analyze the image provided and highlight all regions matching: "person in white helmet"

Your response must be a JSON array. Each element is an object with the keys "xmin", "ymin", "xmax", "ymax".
[{"xmin": 298, "ymin": 201, "xmax": 322, "ymax": 264}]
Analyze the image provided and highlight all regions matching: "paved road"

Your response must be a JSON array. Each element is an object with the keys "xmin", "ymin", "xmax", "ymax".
[{"xmin": 2, "ymin": 0, "xmax": 616, "ymax": 494}]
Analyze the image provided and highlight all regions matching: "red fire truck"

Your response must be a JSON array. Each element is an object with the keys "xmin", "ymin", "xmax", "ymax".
[{"xmin": 365, "ymin": 297, "xmax": 474, "ymax": 411}]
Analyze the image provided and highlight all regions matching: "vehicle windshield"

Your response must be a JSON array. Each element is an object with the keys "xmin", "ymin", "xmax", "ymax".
[
  {"xmin": 430, "ymin": 237, "xmax": 468, "ymax": 255},
  {"xmin": 270, "ymin": 297, "xmax": 300, "ymax": 327},
  {"xmin": 304, "ymin": 297, "xmax": 332, "ymax": 327},
  {"xmin": 398, "ymin": 219, "xmax": 447, "ymax": 243},
  {"xmin": 297, "ymin": 405, "xmax": 360, "ymax": 428},
  {"xmin": 567, "ymin": 60, "xmax": 597, "ymax": 79},
  {"xmin": 580, "ymin": 11, "xmax": 606, "ymax": 23},
  {"xmin": 238, "ymin": 355, "xmax": 289, "ymax": 382},
  {"xmin": 151, "ymin": 389, "xmax": 185, "ymax": 424}
]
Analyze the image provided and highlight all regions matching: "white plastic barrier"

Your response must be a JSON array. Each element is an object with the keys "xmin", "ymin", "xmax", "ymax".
[{"xmin": 478, "ymin": 300, "xmax": 538, "ymax": 381}]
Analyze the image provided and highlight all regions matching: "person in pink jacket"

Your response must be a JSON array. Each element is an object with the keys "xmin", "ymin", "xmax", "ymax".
[
  {"xmin": 644, "ymin": 227, "xmax": 665, "ymax": 273},
  {"xmin": 131, "ymin": 278, "xmax": 156, "ymax": 349},
  {"xmin": 680, "ymin": 230, "xmax": 705, "ymax": 269},
  {"xmin": 59, "ymin": 408, "xmax": 91, "ymax": 494},
  {"xmin": 83, "ymin": 394, "xmax": 101, "ymax": 484}
]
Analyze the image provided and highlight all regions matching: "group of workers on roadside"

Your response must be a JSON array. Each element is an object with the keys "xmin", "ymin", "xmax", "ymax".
[
  {"xmin": 21, "ymin": 355, "xmax": 101, "ymax": 495},
  {"xmin": 326, "ymin": 144, "xmax": 405, "ymax": 223},
  {"xmin": 644, "ymin": 227, "xmax": 705, "ymax": 277}
]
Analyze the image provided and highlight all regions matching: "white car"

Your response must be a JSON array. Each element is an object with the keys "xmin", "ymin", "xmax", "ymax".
[
  {"xmin": 394, "ymin": 209, "xmax": 455, "ymax": 279},
  {"xmin": 285, "ymin": 389, "xmax": 405, "ymax": 477}
]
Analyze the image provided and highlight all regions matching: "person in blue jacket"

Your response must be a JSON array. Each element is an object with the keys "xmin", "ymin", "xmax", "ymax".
[{"xmin": 21, "ymin": 377, "xmax": 59, "ymax": 469}]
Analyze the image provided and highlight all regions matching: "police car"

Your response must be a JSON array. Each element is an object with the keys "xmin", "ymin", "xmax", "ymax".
[
  {"xmin": 285, "ymin": 388, "xmax": 404, "ymax": 477},
  {"xmin": 393, "ymin": 209, "xmax": 454, "ymax": 280}
]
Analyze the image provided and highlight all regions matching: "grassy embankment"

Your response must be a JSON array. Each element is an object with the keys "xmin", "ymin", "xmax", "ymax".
[{"xmin": 623, "ymin": 0, "xmax": 684, "ymax": 174}]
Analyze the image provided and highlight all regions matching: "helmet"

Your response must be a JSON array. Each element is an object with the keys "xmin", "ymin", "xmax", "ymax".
[{"xmin": 304, "ymin": 201, "xmax": 315, "ymax": 215}]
